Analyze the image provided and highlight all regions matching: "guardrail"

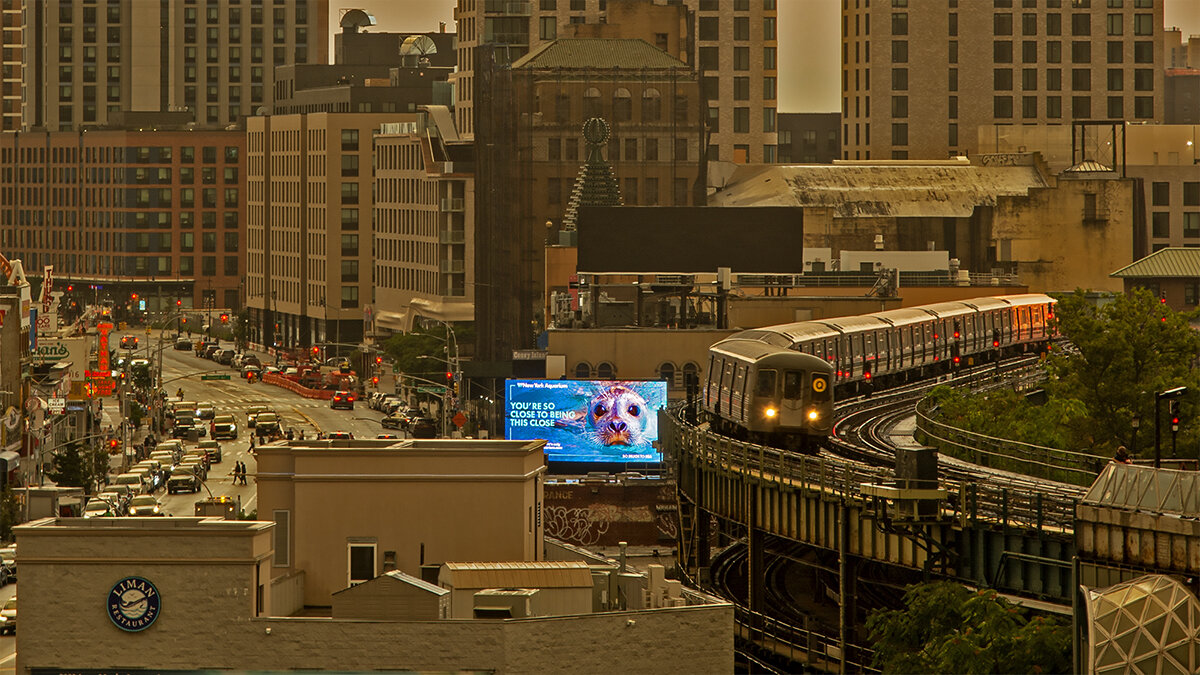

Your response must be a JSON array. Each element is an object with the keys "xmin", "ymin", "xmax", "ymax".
[
  {"xmin": 914, "ymin": 397, "xmax": 1105, "ymax": 487},
  {"xmin": 263, "ymin": 373, "xmax": 334, "ymax": 400}
]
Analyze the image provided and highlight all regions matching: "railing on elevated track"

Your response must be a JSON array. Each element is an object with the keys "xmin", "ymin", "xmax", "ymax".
[
  {"xmin": 914, "ymin": 397, "xmax": 1106, "ymax": 487},
  {"xmin": 664, "ymin": 405, "xmax": 1078, "ymax": 532}
]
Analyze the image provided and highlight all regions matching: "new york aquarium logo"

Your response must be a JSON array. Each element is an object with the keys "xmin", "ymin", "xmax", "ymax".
[{"xmin": 107, "ymin": 576, "xmax": 161, "ymax": 632}]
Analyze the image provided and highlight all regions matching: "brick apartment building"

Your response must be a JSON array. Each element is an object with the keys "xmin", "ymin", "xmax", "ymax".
[{"xmin": 0, "ymin": 125, "xmax": 246, "ymax": 311}]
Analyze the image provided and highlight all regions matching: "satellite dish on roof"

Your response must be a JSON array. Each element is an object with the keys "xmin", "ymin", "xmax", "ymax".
[
  {"xmin": 400, "ymin": 35, "xmax": 438, "ymax": 56},
  {"xmin": 340, "ymin": 9, "xmax": 376, "ymax": 33}
]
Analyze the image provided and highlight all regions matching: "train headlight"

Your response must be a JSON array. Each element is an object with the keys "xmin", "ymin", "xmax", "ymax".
[
  {"xmin": 764, "ymin": 407, "xmax": 778, "ymax": 418},
  {"xmin": 807, "ymin": 410, "xmax": 819, "ymax": 421}
]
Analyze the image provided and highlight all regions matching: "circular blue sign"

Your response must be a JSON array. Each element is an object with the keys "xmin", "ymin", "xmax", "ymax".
[{"xmin": 107, "ymin": 576, "xmax": 161, "ymax": 632}]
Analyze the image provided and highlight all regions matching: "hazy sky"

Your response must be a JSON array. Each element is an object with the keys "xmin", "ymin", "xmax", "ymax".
[{"xmin": 331, "ymin": 0, "xmax": 1200, "ymax": 114}]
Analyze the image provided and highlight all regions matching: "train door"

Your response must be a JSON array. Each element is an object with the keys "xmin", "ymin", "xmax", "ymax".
[
  {"xmin": 732, "ymin": 364, "xmax": 748, "ymax": 422},
  {"xmin": 841, "ymin": 335, "xmax": 851, "ymax": 378},
  {"xmin": 720, "ymin": 360, "xmax": 735, "ymax": 415},
  {"xmin": 782, "ymin": 370, "xmax": 805, "ymax": 418},
  {"xmin": 705, "ymin": 354, "xmax": 718, "ymax": 407}
]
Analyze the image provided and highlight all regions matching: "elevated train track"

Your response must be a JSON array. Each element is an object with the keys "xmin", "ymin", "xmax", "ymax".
[{"xmin": 670, "ymin": 352, "xmax": 1092, "ymax": 672}]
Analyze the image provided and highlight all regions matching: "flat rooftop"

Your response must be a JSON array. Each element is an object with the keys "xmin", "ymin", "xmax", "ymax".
[
  {"xmin": 265, "ymin": 438, "xmax": 546, "ymax": 453},
  {"xmin": 17, "ymin": 516, "xmax": 273, "ymax": 534}
]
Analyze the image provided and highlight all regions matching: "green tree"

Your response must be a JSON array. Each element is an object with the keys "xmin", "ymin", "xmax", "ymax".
[
  {"xmin": 867, "ymin": 581, "xmax": 1072, "ymax": 674},
  {"xmin": 46, "ymin": 440, "xmax": 90, "ymax": 488},
  {"xmin": 1045, "ymin": 288, "xmax": 1200, "ymax": 457},
  {"xmin": 0, "ymin": 488, "xmax": 20, "ymax": 539},
  {"xmin": 381, "ymin": 323, "xmax": 473, "ymax": 381}
]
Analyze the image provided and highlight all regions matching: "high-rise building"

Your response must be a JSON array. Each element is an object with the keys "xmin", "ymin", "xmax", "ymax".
[
  {"xmin": 372, "ymin": 109, "xmax": 475, "ymax": 335},
  {"xmin": 1, "ymin": 0, "xmax": 21, "ymax": 132},
  {"xmin": 842, "ymin": 0, "xmax": 1165, "ymax": 159},
  {"xmin": 454, "ymin": 0, "xmax": 776, "ymax": 163},
  {"xmin": 0, "ymin": 125, "xmax": 246, "ymax": 310},
  {"xmin": 246, "ymin": 111, "xmax": 416, "ymax": 352},
  {"xmin": 21, "ymin": 0, "xmax": 329, "ymax": 131}
]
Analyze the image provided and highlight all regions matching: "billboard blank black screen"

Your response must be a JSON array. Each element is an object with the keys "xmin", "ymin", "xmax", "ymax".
[{"xmin": 576, "ymin": 206, "xmax": 803, "ymax": 274}]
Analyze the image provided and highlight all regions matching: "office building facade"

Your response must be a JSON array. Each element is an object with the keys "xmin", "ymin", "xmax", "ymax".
[{"xmin": 842, "ymin": 0, "xmax": 1165, "ymax": 159}]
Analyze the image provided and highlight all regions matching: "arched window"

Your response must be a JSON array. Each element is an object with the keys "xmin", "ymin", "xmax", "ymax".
[
  {"xmin": 596, "ymin": 361, "xmax": 616, "ymax": 379},
  {"xmin": 583, "ymin": 87, "xmax": 602, "ymax": 119},
  {"xmin": 658, "ymin": 361, "xmax": 677, "ymax": 386},
  {"xmin": 682, "ymin": 361, "xmax": 700, "ymax": 385},
  {"xmin": 641, "ymin": 88, "xmax": 661, "ymax": 122},
  {"xmin": 574, "ymin": 361, "xmax": 592, "ymax": 379},
  {"xmin": 613, "ymin": 87, "xmax": 632, "ymax": 122}
]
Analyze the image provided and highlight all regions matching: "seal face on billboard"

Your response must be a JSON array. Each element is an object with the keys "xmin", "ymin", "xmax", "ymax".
[{"xmin": 108, "ymin": 576, "xmax": 161, "ymax": 632}]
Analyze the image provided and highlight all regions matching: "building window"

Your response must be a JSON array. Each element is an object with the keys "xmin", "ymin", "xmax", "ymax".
[
  {"xmin": 994, "ymin": 96, "xmax": 1014, "ymax": 118},
  {"xmin": 1187, "ymin": 283, "xmax": 1199, "ymax": 307},
  {"xmin": 596, "ymin": 362, "xmax": 616, "ymax": 379},
  {"xmin": 658, "ymin": 362, "xmax": 677, "ymax": 386},
  {"xmin": 1048, "ymin": 68, "xmax": 1062, "ymax": 90},
  {"xmin": 341, "ymin": 129, "xmax": 359, "ymax": 151},
  {"xmin": 1185, "ymin": 182, "xmax": 1200, "ymax": 206},
  {"xmin": 893, "ymin": 40, "xmax": 908, "ymax": 62},
  {"xmin": 1047, "ymin": 13, "xmax": 1062, "ymax": 35},
  {"xmin": 348, "ymin": 542, "xmax": 376, "ymax": 586},
  {"xmin": 1071, "ymin": 40, "xmax": 1090, "ymax": 62},
  {"xmin": 734, "ymin": 107, "xmax": 749, "ymax": 133},
  {"xmin": 892, "ymin": 123, "xmax": 908, "ymax": 145},
  {"xmin": 1106, "ymin": 13, "xmax": 1122, "ymax": 35},
  {"xmin": 734, "ymin": 16, "xmax": 749, "ymax": 40},
  {"xmin": 1134, "ymin": 68, "xmax": 1154, "ymax": 91},
  {"xmin": 1152, "ymin": 211, "xmax": 1170, "ymax": 237},
  {"xmin": 1072, "ymin": 68, "xmax": 1091, "ymax": 90},
  {"xmin": 1133, "ymin": 41, "xmax": 1153, "ymax": 63},
  {"xmin": 613, "ymin": 89, "xmax": 632, "ymax": 122},
  {"xmin": 892, "ymin": 68, "xmax": 908, "ymax": 90},
  {"xmin": 994, "ymin": 40, "xmax": 1013, "ymax": 63},
  {"xmin": 734, "ymin": 47, "xmax": 749, "ymax": 70},
  {"xmin": 1023, "ymin": 68, "xmax": 1038, "ymax": 89},
  {"xmin": 892, "ymin": 12, "xmax": 908, "ymax": 35},
  {"xmin": 994, "ymin": 13, "xmax": 1012, "ymax": 35},
  {"xmin": 272, "ymin": 510, "xmax": 290, "ymax": 566},
  {"xmin": 1107, "ymin": 96, "xmax": 1123, "ymax": 118},
  {"xmin": 1071, "ymin": 13, "xmax": 1090, "ymax": 36},
  {"xmin": 1107, "ymin": 41, "xmax": 1124, "ymax": 63},
  {"xmin": 1134, "ymin": 96, "xmax": 1153, "ymax": 118},
  {"xmin": 1133, "ymin": 13, "xmax": 1152, "ymax": 35},
  {"xmin": 734, "ymin": 77, "xmax": 750, "ymax": 101},
  {"xmin": 1047, "ymin": 96, "xmax": 1062, "ymax": 118},
  {"xmin": 1022, "ymin": 13, "xmax": 1037, "ymax": 35},
  {"xmin": 1022, "ymin": 96, "xmax": 1038, "ymax": 117},
  {"xmin": 1072, "ymin": 95, "xmax": 1090, "ymax": 117},
  {"xmin": 342, "ymin": 286, "xmax": 359, "ymax": 308},
  {"xmin": 1107, "ymin": 69, "xmax": 1123, "ymax": 90},
  {"xmin": 995, "ymin": 68, "xmax": 1013, "ymax": 90},
  {"xmin": 574, "ymin": 362, "xmax": 592, "ymax": 378},
  {"xmin": 1186, "ymin": 213, "xmax": 1200, "ymax": 239},
  {"xmin": 892, "ymin": 95, "xmax": 908, "ymax": 117},
  {"xmin": 1023, "ymin": 40, "xmax": 1037, "ymax": 62},
  {"xmin": 1047, "ymin": 41, "xmax": 1062, "ymax": 63}
]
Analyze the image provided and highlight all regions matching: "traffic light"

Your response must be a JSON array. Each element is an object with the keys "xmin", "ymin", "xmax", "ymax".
[
  {"xmin": 131, "ymin": 293, "xmax": 138, "ymax": 301},
  {"xmin": 452, "ymin": 381, "xmax": 459, "ymax": 396},
  {"xmin": 181, "ymin": 317, "xmax": 188, "ymax": 325},
  {"xmin": 67, "ymin": 284, "xmax": 73, "ymax": 292},
  {"xmin": 374, "ymin": 356, "xmax": 383, "ymax": 365},
  {"xmin": 220, "ymin": 313, "xmax": 229, "ymax": 324},
  {"xmin": 445, "ymin": 371, "xmax": 453, "ymax": 382},
  {"xmin": 311, "ymin": 346, "xmax": 320, "ymax": 356},
  {"xmin": 951, "ymin": 343, "xmax": 962, "ymax": 366},
  {"xmin": 108, "ymin": 438, "xmax": 119, "ymax": 450},
  {"xmin": 371, "ymin": 376, "xmax": 379, "ymax": 385},
  {"xmin": 1170, "ymin": 400, "xmax": 1182, "ymax": 432},
  {"xmin": 176, "ymin": 299, "xmax": 182, "ymax": 307}
]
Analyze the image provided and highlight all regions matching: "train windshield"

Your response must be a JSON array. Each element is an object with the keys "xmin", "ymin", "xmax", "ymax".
[
  {"xmin": 783, "ymin": 371, "xmax": 804, "ymax": 400},
  {"xmin": 755, "ymin": 369, "xmax": 777, "ymax": 398}
]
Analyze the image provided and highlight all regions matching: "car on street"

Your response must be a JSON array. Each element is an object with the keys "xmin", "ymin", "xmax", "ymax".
[
  {"xmin": 380, "ymin": 413, "xmax": 410, "ymax": 431},
  {"xmin": 197, "ymin": 439, "xmax": 223, "ymax": 463},
  {"xmin": 255, "ymin": 412, "xmax": 281, "ymax": 437},
  {"xmin": 241, "ymin": 364, "xmax": 262, "ymax": 380},
  {"xmin": 128, "ymin": 495, "xmax": 164, "ymax": 517},
  {"xmin": 154, "ymin": 440, "xmax": 185, "ymax": 462},
  {"xmin": 114, "ymin": 472, "xmax": 148, "ymax": 495},
  {"xmin": 167, "ymin": 466, "xmax": 202, "ymax": 494},
  {"xmin": 375, "ymin": 433, "xmax": 398, "ymax": 440},
  {"xmin": 84, "ymin": 499, "xmax": 115, "ymax": 518},
  {"xmin": 411, "ymin": 417, "xmax": 438, "ymax": 439},
  {"xmin": 211, "ymin": 414, "xmax": 238, "ymax": 440},
  {"xmin": 104, "ymin": 485, "xmax": 133, "ymax": 512},
  {"xmin": 174, "ymin": 338, "xmax": 193, "ymax": 351},
  {"xmin": 381, "ymin": 398, "xmax": 408, "ymax": 416},
  {"xmin": 196, "ymin": 403, "xmax": 215, "ymax": 420},
  {"xmin": 216, "ymin": 349, "xmax": 236, "ymax": 365},
  {"xmin": 97, "ymin": 491, "xmax": 127, "ymax": 515},
  {"xmin": 181, "ymin": 457, "xmax": 208, "ymax": 482},
  {"xmin": 172, "ymin": 417, "xmax": 204, "ymax": 439},
  {"xmin": 246, "ymin": 405, "xmax": 269, "ymax": 427},
  {"xmin": 120, "ymin": 335, "xmax": 139, "ymax": 350},
  {"xmin": 330, "ymin": 390, "xmax": 355, "ymax": 410},
  {"xmin": 203, "ymin": 344, "xmax": 221, "ymax": 359},
  {"xmin": 326, "ymin": 431, "xmax": 354, "ymax": 440},
  {"xmin": 0, "ymin": 597, "xmax": 16, "ymax": 634}
]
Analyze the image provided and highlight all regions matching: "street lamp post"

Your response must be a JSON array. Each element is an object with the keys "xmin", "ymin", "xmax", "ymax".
[
  {"xmin": 1155, "ymin": 387, "xmax": 1187, "ymax": 468},
  {"xmin": 1131, "ymin": 413, "xmax": 1140, "ymax": 457}
]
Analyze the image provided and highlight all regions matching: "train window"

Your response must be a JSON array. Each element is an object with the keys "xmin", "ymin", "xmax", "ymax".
[
  {"xmin": 705, "ymin": 356, "xmax": 718, "ymax": 405},
  {"xmin": 755, "ymin": 369, "xmax": 777, "ymax": 398},
  {"xmin": 783, "ymin": 371, "xmax": 803, "ymax": 399},
  {"xmin": 574, "ymin": 362, "xmax": 592, "ymax": 378}
]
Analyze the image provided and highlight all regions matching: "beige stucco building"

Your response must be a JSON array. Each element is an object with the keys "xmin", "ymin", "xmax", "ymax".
[
  {"xmin": 246, "ymin": 111, "xmax": 418, "ymax": 351},
  {"xmin": 14, "ymin": 516, "xmax": 735, "ymax": 673},
  {"xmin": 709, "ymin": 154, "xmax": 1135, "ymax": 294},
  {"xmin": 256, "ymin": 437, "xmax": 547, "ymax": 608}
]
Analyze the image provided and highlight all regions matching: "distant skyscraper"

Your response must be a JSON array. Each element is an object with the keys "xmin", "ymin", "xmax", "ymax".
[
  {"xmin": 21, "ymin": 0, "xmax": 329, "ymax": 131},
  {"xmin": 842, "ymin": 0, "xmax": 1166, "ymax": 159},
  {"xmin": 453, "ymin": 0, "xmax": 778, "ymax": 163},
  {"xmin": 0, "ymin": 0, "xmax": 22, "ymax": 132}
]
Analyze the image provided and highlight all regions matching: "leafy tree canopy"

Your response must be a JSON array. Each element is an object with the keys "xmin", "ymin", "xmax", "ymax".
[
  {"xmin": 381, "ymin": 323, "xmax": 473, "ymax": 382},
  {"xmin": 866, "ymin": 581, "xmax": 1072, "ymax": 674}
]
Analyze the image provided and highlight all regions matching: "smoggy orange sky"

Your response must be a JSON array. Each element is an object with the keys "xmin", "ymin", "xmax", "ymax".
[{"xmin": 330, "ymin": 0, "xmax": 1200, "ymax": 114}]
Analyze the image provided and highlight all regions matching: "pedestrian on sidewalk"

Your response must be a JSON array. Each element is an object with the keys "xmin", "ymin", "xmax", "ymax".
[{"xmin": 241, "ymin": 462, "xmax": 250, "ymax": 485}]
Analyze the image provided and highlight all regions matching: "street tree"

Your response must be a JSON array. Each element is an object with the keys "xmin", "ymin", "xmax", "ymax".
[
  {"xmin": 1044, "ymin": 288, "xmax": 1200, "ymax": 456},
  {"xmin": 867, "ymin": 581, "xmax": 1071, "ymax": 674}
]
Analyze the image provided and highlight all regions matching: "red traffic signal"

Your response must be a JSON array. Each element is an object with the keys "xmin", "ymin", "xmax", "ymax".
[
  {"xmin": 371, "ymin": 376, "xmax": 379, "ymax": 385},
  {"xmin": 311, "ymin": 346, "xmax": 319, "ymax": 356},
  {"xmin": 374, "ymin": 356, "xmax": 382, "ymax": 365},
  {"xmin": 220, "ymin": 313, "xmax": 229, "ymax": 324},
  {"xmin": 176, "ymin": 299, "xmax": 182, "ymax": 307},
  {"xmin": 108, "ymin": 438, "xmax": 119, "ymax": 449},
  {"xmin": 445, "ymin": 371, "xmax": 454, "ymax": 381},
  {"xmin": 67, "ymin": 284, "xmax": 73, "ymax": 292}
]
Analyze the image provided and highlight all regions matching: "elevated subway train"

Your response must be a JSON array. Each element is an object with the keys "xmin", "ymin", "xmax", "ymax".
[{"xmin": 703, "ymin": 293, "xmax": 1057, "ymax": 450}]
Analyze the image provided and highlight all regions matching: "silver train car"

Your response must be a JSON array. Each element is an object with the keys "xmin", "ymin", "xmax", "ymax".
[{"xmin": 703, "ymin": 294, "xmax": 1056, "ymax": 449}]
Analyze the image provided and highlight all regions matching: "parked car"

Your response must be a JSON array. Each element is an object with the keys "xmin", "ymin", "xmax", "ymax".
[
  {"xmin": 203, "ymin": 344, "xmax": 221, "ymax": 360},
  {"xmin": 128, "ymin": 495, "xmax": 164, "ymax": 517},
  {"xmin": 216, "ymin": 349, "xmax": 236, "ymax": 365},
  {"xmin": 211, "ymin": 414, "xmax": 238, "ymax": 441},
  {"xmin": 174, "ymin": 338, "xmax": 193, "ymax": 351},
  {"xmin": 0, "ymin": 597, "xmax": 15, "ymax": 634},
  {"xmin": 411, "ymin": 417, "xmax": 438, "ymax": 439},
  {"xmin": 197, "ymin": 439, "xmax": 223, "ymax": 463},
  {"xmin": 167, "ymin": 467, "xmax": 201, "ymax": 494},
  {"xmin": 330, "ymin": 390, "xmax": 355, "ymax": 410}
]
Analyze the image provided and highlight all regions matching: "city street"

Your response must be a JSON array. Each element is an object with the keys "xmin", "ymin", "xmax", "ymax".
[{"xmin": 112, "ymin": 329, "xmax": 393, "ymax": 517}]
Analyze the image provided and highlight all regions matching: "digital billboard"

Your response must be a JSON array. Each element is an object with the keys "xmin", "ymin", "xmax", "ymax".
[{"xmin": 505, "ymin": 379, "xmax": 668, "ymax": 464}]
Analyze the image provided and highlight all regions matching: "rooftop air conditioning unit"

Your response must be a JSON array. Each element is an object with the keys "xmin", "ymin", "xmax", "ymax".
[{"xmin": 473, "ymin": 588, "xmax": 540, "ymax": 619}]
